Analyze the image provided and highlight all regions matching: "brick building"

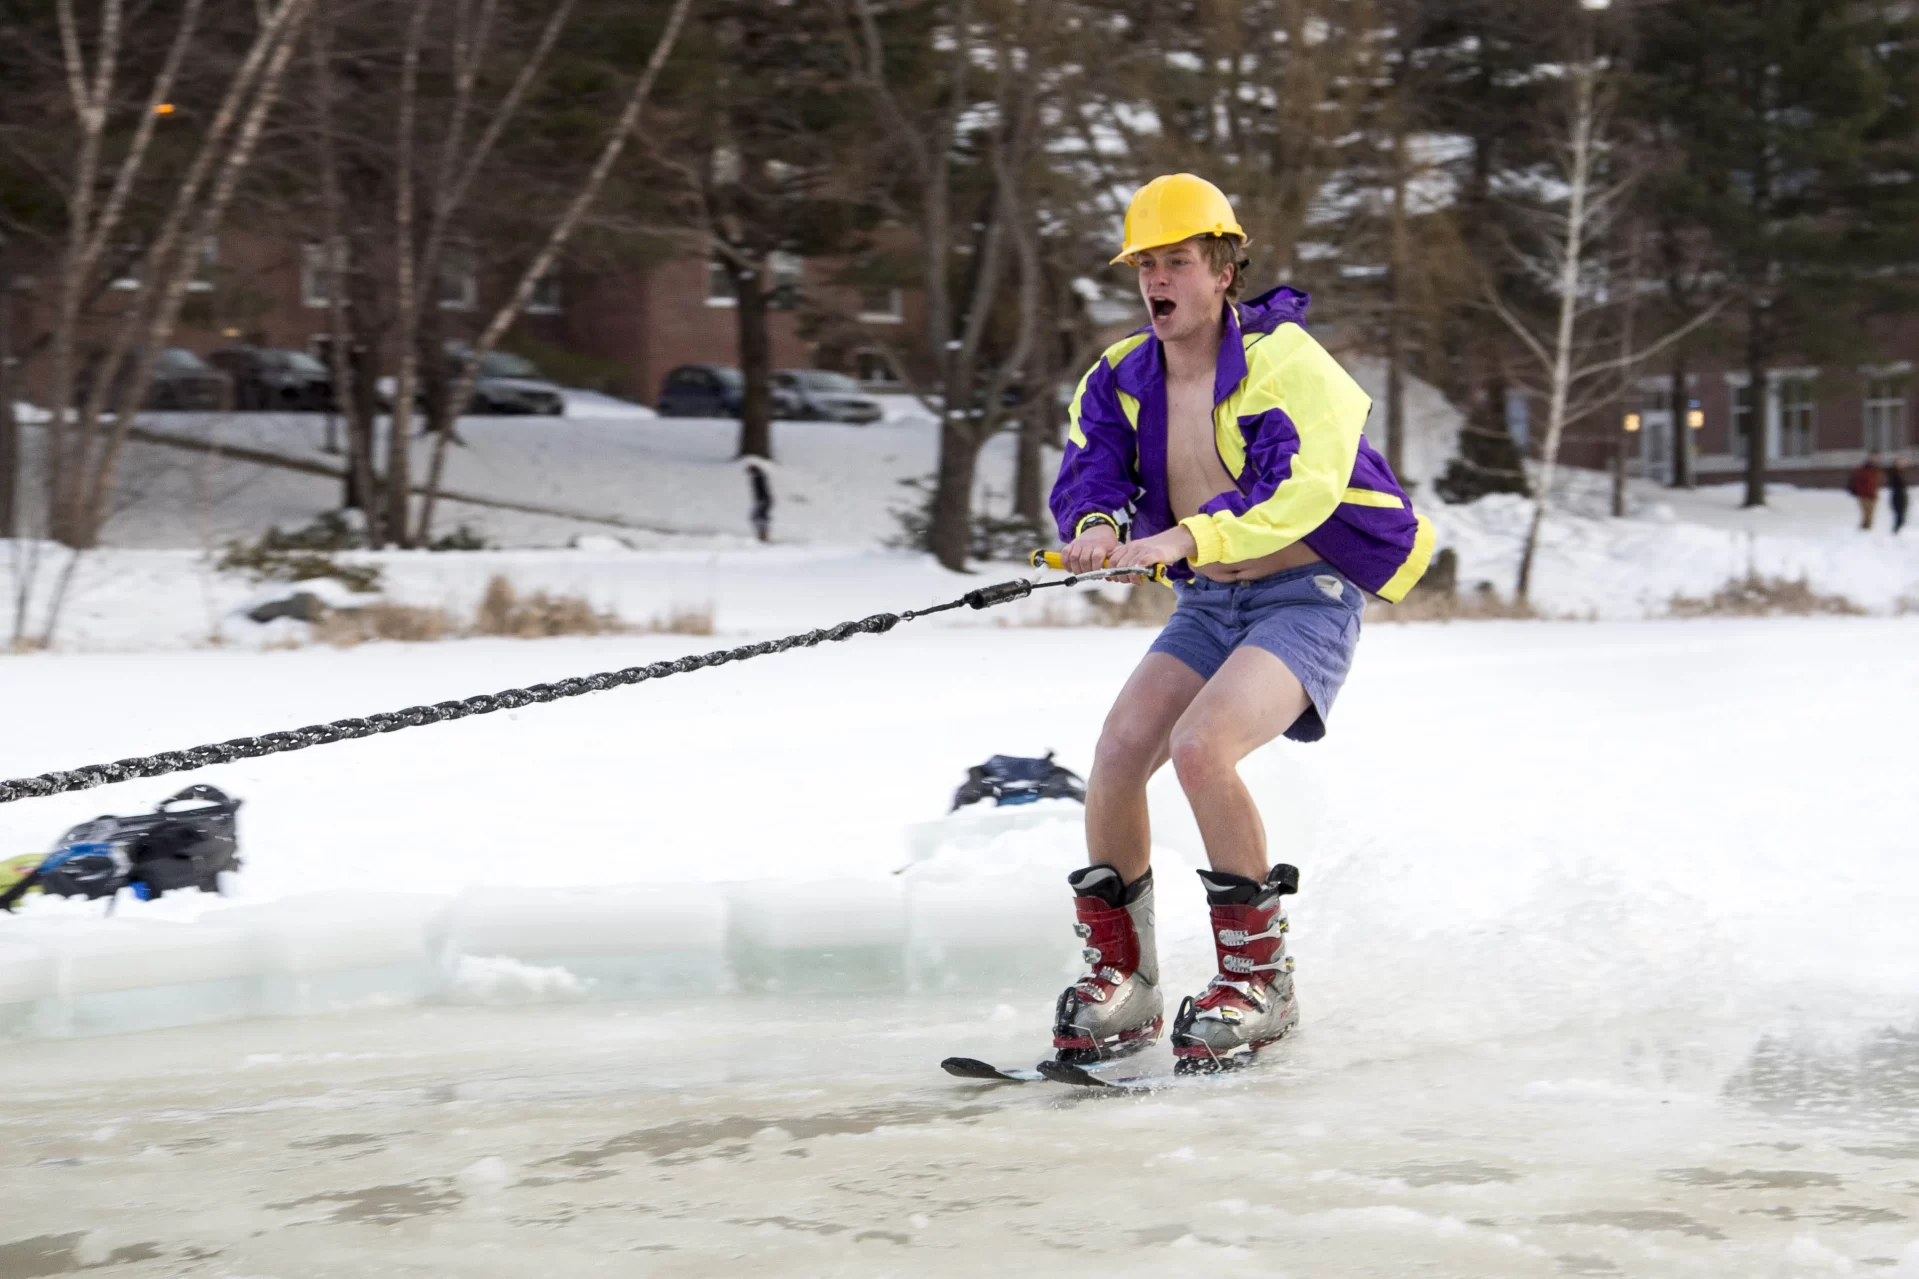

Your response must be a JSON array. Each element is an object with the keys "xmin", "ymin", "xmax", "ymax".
[
  {"xmin": 1545, "ymin": 315, "xmax": 1914, "ymax": 490},
  {"xmin": 13, "ymin": 231, "xmax": 927, "ymax": 407}
]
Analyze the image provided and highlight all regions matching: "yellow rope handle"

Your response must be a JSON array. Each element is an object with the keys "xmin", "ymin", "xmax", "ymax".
[{"xmin": 1028, "ymin": 551, "xmax": 1173, "ymax": 587}]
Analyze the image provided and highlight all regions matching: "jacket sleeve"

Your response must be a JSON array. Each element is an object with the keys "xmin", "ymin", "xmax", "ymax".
[
  {"xmin": 1178, "ymin": 328, "xmax": 1370, "ymax": 565},
  {"xmin": 1050, "ymin": 353, "xmax": 1139, "ymax": 542}
]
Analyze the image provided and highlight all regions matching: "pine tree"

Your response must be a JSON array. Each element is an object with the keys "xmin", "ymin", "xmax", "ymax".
[{"xmin": 1636, "ymin": 0, "xmax": 1919, "ymax": 507}]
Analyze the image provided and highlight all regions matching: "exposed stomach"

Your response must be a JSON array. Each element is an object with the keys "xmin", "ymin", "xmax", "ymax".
[{"xmin": 1191, "ymin": 539, "xmax": 1323, "ymax": 582}]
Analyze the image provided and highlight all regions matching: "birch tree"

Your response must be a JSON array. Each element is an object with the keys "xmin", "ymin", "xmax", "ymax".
[
  {"xmin": 839, "ymin": 0, "xmax": 1061, "ymax": 571},
  {"xmin": 413, "ymin": 0, "xmax": 693, "ymax": 543},
  {"xmin": 1487, "ymin": 1, "xmax": 1720, "ymax": 601},
  {"xmin": 51, "ymin": 0, "xmax": 313, "ymax": 554}
]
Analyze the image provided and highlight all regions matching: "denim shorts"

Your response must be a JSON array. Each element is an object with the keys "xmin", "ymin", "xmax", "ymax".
[{"xmin": 1148, "ymin": 562, "xmax": 1364, "ymax": 743}]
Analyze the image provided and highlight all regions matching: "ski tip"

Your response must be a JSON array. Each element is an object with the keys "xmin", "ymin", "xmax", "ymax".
[{"xmin": 940, "ymin": 1056, "xmax": 1045, "ymax": 1083}]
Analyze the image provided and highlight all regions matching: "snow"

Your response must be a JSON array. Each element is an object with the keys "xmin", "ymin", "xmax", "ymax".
[
  {"xmin": 3, "ymin": 388, "xmax": 1918, "ymax": 1268},
  {"xmin": 6, "ymin": 401, "xmax": 991, "ymax": 552},
  {"xmin": 1436, "ymin": 474, "xmax": 1919, "ymax": 617},
  {"xmin": 558, "ymin": 388, "xmax": 655, "ymax": 419},
  {"xmin": 0, "ymin": 610, "xmax": 1916, "ymax": 1268}
]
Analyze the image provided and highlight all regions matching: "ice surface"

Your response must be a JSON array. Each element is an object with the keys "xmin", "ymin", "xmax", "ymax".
[
  {"xmin": 444, "ymin": 884, "xmax": 726, "ymax": 997},
  {"xmin": 727, "ymin": 879, "xmax": 908, "ymax": 993}
]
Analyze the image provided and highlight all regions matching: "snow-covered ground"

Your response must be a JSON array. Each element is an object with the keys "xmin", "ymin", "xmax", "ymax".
[
  {"xmin": 4, "ymin": 391, "xmax": 1916, "ymax": 653},
  {"xmin": 2, "ymin": 618, "xmax": 1917, "ymax": 1274}
]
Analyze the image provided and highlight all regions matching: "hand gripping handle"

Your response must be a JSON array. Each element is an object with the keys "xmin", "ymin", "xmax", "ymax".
[{"xmin": 1028, "ymin": 550, "xmax": 1172, "ymax": 587}]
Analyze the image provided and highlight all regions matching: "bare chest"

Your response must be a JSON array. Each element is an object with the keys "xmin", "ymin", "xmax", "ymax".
[{"xmin": 1165, "ymin": 378, "xmax": 1236, "ymax": 521}]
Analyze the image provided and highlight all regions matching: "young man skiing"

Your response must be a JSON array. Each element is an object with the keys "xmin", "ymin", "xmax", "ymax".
[{"xmin": 1048, "ymin": 174, "xmax": 1432, "ymax": 1073}]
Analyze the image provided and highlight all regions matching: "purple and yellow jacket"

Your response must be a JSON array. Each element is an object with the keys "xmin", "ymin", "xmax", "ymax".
[{"xmin": 1049, "ymin": 285, "xmax": 1434, "ymax": 602}]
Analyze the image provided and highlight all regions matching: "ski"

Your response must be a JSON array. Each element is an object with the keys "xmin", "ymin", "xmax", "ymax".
[
  {"xmin": 939, "ymin": 1056, "xmax": 1050, "ymax": 1083},
  {"xmin": 1036, "ymin": 1051, "xmax": 1266, "ymax": 1092},
  {"xmin": 1036, "ymin": 1058, "xmax": 1165, "ymax": 1091}
]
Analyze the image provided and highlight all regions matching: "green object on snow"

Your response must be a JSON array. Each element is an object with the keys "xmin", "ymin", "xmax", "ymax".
[{"xmin": 0, "ymin": 852, "xmax": 41, "ymax": 895}]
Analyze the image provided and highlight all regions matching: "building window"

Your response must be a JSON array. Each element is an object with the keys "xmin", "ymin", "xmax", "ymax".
[
  {"xmin": 769, "ymin": 251, "xmax": 803, "ymax": 309},
  {"xmin": 1731, "ymin": 382, "xmax": 1756, "ymax": 461},
  {"xmin": 187, "ymin": 236, "xmax": 218, "ymax": 292},
  {"xmin": 526, "ymin": 271, "xmax": 562, "ymax": 315},
  {"xmin": 855, "ymin": 347, "xmax": 901, "ymax": 386},
  {"xmin": 707, "ymin": 253, "xmax": 802, "ymax": 308},
  {"xmin": 1777, "ymin": 377, "xmax": 1815, "ymax": 458},
  {"xmin": 301, "ymin": 241, "xmax": 343, "ymax": 309},
  {"xmin": 858, "ymin": 286, "xmax": 904, "ymax": 324},
  {"xmin": 1864, "ymin": 373, "xmax": 1908, "ymax": 453},
  {"xmin": 1504, "ymin": 389, "xmax": 1530, "ymax": 449},
  {"xmin": 438, "ymin": 245, "xmax": 477, "ymax": 310},
  {"xmin": 706, "ymin": 259, "xmax": 737, "ymax": 307}
]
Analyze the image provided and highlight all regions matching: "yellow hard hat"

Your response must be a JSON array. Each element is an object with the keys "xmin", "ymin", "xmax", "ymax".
[{"xmin": 1111, "ymin": 174, "xmax": 1247, "ymax": 265}]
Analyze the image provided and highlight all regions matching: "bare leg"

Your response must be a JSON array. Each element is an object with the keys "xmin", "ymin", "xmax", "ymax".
[
  {"xmin": 1085, "ymin": 653, "xmax": 1208, "ymax": 884},
  {"xmin": 1168, "ymin": 646, "xmax": 1312, "ymax": 881}
]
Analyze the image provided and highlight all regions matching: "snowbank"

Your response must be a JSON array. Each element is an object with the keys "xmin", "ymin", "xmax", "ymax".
[
  {"xmin": 5, "ymin": 403, "xmax": 1019, "ymax": 550},
  {"xmin": 1434, "ymin": 476, "xmax": 1919, "ymax": 617},
  {"xmin": 3, "ymin": 618, "xmax": 1917, "ymax": 1044},
  {"xmin": 560, "ymin": 388, "xmax": 656, "ymax": 419}
]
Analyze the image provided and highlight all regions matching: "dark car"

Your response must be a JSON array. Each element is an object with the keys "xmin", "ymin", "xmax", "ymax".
[
  {"xmin": 78, "ymin": 346, "xmax": 231, "ymax": 412},
  {"xmin": 446, "ymin": 345, "xmax": 565, "ymax": 416},
  {"xmin": 207, "ymin": 346, "xmax": 334, "ymax": 411},
  {"xmin": 773, "ymin": 369, "xmax": 884, "ymax": 424},
  {"xmin": 657, "ymin": 364, "xmax": 803, "ymax": 419}
]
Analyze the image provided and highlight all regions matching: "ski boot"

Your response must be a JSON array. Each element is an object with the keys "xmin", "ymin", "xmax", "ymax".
[
  {"xmin": 1172, "ymin": 864, "xmax": 1300, "ymax": 1074},
  {"xmin": 1051, "ymin": 864, "xmax": 1163, "ymax": 1065}
]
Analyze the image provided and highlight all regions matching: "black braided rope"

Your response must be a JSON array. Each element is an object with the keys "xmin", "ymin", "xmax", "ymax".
[{"xmin": 0, "ymin": 573, "xmax": 1077, "ymax": 805}]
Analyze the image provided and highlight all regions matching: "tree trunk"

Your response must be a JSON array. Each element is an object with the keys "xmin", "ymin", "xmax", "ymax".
[
  {"xmin": 1612, "ymin": 422, "xmax": 1627, "ymax": 518},
  {"xmin": 1742, "ymin": 295, "xmax": 1767, "ymax": 508},
  {"xmin": 1014, "ymin": 408, "xmax": 1046, "ymax": 528},
  {"xmin": 1668, "ymin": 348, "xmax": 1692, "ymax": 489},
  {"xmin": 928, "ymin": 417, "xmax": 981, "ymax": 570},
  {"xmin": 734, "ymin": 257, "xmax": 773, "ymax": 460},
  {"xmin": 1385, "ymin": 94, "xmax": 1410, "ymax": 479},
  {"xmin": 0, "ymin": 277, "xmax": 15, "ymax": 539}
]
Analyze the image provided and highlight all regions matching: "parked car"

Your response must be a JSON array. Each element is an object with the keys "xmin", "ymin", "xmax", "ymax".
[
  {"xmin": 445, "ymin": 345, "xmax": 565, "ymax": 416},
  {"xmin": 772, "ymin": 369, "xmax": 884, "ymax": 424},
  {"xmin": 207, "ymin": 345, "xmax": 334, "ymax": 411},
  {"xmin": 656, "ymin": 364, "xmax": 801, "ymax": 419},
  {"xmin": 77, "ymin": 347, "xmax": 231, "ymax": 412}
]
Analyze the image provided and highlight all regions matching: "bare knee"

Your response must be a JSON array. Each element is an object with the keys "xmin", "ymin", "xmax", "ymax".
[
  {"xmin": 1168, "ymin": 721, "xmax": 1236, "ymax": 787},
  {"xmin": 1092, "ymin": 715, "xmax": 1166, "ymax": 788}
]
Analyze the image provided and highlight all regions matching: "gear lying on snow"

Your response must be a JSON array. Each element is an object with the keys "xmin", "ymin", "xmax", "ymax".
[
  {"xmin": 949, "ymin": 752, "xmax": 1086, "ymax": 811},
  {"xmin": 0, "ymin": 785, "xmax": 242, "ymax": 912},
  {"xmin": 0, "ymin": 566, "xmax": 1150, "ymax": 806}
]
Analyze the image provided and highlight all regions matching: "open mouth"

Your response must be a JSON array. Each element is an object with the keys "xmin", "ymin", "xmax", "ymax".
[{"xmin": 1150, "ymin": 297, "xmax": 1177, "ymax": 322}]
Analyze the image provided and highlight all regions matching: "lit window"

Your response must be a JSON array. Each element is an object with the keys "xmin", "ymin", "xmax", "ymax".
[
  {"xmin": 438, "ymin": 245, "xmax": 477, "ymax": 311},
  {"xmin": 1864, "ymin": 374, "xmax": 1908, "ymax": 453},
  {"xmin": 858, "ymin": 286, "xmax": 904, "ymax": 324}
]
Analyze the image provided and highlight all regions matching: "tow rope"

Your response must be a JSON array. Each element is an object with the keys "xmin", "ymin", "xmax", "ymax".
[{"xmin": 0, "ymin": 559, "xmax": 1163, "ymax": 805}]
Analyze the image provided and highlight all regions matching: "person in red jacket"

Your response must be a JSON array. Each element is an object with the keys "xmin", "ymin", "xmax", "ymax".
[{"xmin": 1850, "ymin": 452, "xmax": 1883, "ymax": 530}]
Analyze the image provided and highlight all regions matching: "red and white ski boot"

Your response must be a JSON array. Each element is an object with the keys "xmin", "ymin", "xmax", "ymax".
[
  {"xmin": 1052, "ymin": 864, "xmax": 1163, "ymax": 1065},
  {"xmin": 1172, "ymin": 864, "xmax": 1300, "ymax": 1074}
]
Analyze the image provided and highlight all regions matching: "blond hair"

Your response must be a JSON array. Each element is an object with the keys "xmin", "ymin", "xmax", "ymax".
[{"xmin": 1197, "ymin": 234, "xmax": 1248, "ymax": 302}]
